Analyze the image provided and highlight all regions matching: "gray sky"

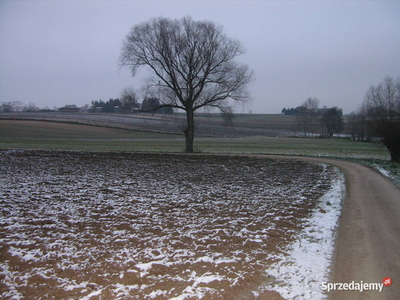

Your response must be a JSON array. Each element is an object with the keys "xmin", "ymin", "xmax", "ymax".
[{"xmin": 1, "ymin": 0, "xmax": 399, "ymax": 114}]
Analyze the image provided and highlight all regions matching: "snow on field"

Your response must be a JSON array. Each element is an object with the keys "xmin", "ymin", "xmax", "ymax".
[
  {"xmin": 0, "ymin": 150, "xmax": 344, "ymax": 299},
  {"xmin": 264, "ymin": 170, "xmax": 345, "ymax": 299}
]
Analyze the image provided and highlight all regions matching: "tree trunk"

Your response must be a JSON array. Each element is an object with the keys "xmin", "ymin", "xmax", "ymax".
[
  {"xmin": 388, "ymin": 145, "xmax": 400, "ymax": 163},
  {"xmin": 184, "ymin": 109, "xmax": 195, "ymax": 153},
  {"xmin": 377, "ymin": 121, "xmax": 400, "ymax": 163},
  {"xmin": 383, "ymin": 137, "xmax": 400, "ymax": 163}
]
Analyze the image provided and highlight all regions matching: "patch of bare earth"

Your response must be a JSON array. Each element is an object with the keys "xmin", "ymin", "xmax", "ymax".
[{"xmin": 0, "ymin": 151, "xmax": 336, "ymax": 299}]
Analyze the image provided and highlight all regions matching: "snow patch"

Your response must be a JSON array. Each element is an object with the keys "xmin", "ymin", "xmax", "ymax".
[{"xmin": 265, "ymin": 168, "xmax": 345, "ymax": 299}]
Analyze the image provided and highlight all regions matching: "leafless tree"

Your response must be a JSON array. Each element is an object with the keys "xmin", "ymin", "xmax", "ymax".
[
  {"xmin": 363, "ymin": 76, "xmax": 400, "ymax": 162},
  {"xmin": 119, "ymin": 16, "xmax": 253, "ymax": 152},
  {"xmin": 297, "ymin": 97, "xmax": 319, "ymax": 137},
  {"xmin": 120, "ymin": 87, "xmax": 139, "ymax": 112},
  {"xmin": 303, "ymin": 97, "xmax": 319, "ymax": 113},
  {"xmin": 347, "ymin": 105, "xmax": 369, "ymax": 141}
]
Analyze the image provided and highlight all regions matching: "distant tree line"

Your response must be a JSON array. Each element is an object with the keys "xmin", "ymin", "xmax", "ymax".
[
  {"xmin": 91, "ymin": 99, "xmax": 123, "ymax": 113},
  {"xmin": 282, "ymin": 98, "xmax": 344, "ymax": 137},
  {"xmin": 90, "ymin": 96, "xmax": 173, "ymax": 114},
  {"xmin": 274, "ymin": 76, "xmax": 399, "ymax": 162},
  {"xmin": 282, "ymin": 105, "xmax": 343, "ymax": 117},
  {"xmin": 281, "ymin": 107, "xmax": 300, "ymax": 115}
]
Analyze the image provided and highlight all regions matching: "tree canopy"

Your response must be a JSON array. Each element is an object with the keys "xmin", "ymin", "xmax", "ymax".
[
  {"xmin": 120, "ymin": 16, "xmax": 253, "ymax": 152},
  {"xmin": 321, "ymin": 107, "xmax": 344, "ymax": 137}
]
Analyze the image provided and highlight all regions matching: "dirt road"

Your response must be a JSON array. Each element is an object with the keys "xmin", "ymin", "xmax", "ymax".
[
  {"xmin": 181, "ymin": 153, "xmax": 399, "ymax": 299},
  {"xmin": 272, "ymin": 156, "xmax": 400, "ymax": 300}
]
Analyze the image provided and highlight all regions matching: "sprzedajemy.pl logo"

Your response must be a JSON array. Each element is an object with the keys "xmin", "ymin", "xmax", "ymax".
[{"xmin": 322, "ymin": 277, "xmax": 392, "ymax": 293}]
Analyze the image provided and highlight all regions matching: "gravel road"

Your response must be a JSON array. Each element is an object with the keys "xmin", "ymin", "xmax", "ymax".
[{"xmin": 281, "ymin": 157, "xmax": 400, "ymax": 300}]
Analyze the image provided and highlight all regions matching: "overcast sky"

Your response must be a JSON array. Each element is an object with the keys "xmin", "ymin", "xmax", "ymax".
[{"xmin": 1, "ymin": 0, "xmax": 399, "ymax": 114}]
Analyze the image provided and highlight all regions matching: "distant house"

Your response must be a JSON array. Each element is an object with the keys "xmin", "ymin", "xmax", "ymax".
[{"xmin": 59, "ymin": 105, "xmax": 80, "ymax": 112}]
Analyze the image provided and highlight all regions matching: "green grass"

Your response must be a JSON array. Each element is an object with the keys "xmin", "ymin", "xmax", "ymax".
[
  {"xmin": 0, "ymin": 119, "xmax": 390, "ymax": 160},
  {"xmin": 194, "ymin": 136, "xmax": 389, "ymax": 159}
]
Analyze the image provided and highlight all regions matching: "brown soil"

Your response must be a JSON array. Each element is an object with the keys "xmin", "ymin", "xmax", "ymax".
[{"xmin": 0, "ymin": 151, "xmax": 336, "ymax": 299}]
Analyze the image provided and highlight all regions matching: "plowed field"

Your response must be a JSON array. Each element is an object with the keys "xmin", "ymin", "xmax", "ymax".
[{"xmin": 0, "ymin": 151, "xmax": 340, "ymax": 299}]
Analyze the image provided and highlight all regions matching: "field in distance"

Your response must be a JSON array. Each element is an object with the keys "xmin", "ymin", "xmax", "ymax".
[{"xmin": 0, "ymin": 118, "xmax": 389, "ymax": 160}]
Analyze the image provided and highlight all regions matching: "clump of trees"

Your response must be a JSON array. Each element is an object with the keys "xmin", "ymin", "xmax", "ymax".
[
  {"xmin": 141, "ymin": 97, "xmax": 173, "ymax": 114},
  {"xmin": 120, "ymin": 87, "xmax": 139, "ymax": 112},
  {"xmin": 297, "ymin": 98, "xmax": 321, "ymax": 137},
  {"xmin": 321, "ymin": 108, "xmax": 344, "ymax": 137},
  {"xmin": 346, "ymin": 107, "xmax": 370, "ymax": 141},
  {"xmin": 90, "ymin": 92, "xmax": 173, "ymax": 114},
  {"xmin": 350, "ymin": 76, "xmax": 400, "ymax": 162},
  {"xmin": 287, "ymin": 98, "xmax": 344, "ymax": 137},
  {"xmin": 119, "ymin": 16, "xmax": 253, "ymax": 152},
  {"xmin": 91, "ymin": 98, "xmax": 122, "ymax": 113},
  {"xmin": 281, "ymin": 107, "xmax": 299, "ymax": 115}
]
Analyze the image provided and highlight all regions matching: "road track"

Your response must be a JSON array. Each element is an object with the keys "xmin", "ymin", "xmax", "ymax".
[
  {"xmin": 174, "ymin": 152, "xmax": 400, "ymax": 299},
  {"xmin": 262, "ymin": 156, "xmax": 400, "ymax": 300}
]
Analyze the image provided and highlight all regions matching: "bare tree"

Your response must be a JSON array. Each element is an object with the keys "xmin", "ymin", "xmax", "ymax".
[
  {"xmin": 303, "ymin": 97, "xmax": 319, "ymax": 113},
  {"xmin": 347, "ymin": 112, "xmax": 360, "ymax": 141},
  {"xmin": 347, "ymin": 105, "xmax": 369, "ymax": 141},
  {"xmin": 363, "ymin": 76, "xmax": 400, "ymax": 162},
  {"xmin": 120, "ymin": 87, "xmax": 139, "ymax": 112},
  {"xmin": 297, "ymin": 97, "xmax": 319, "ymax": 137},
  {"xmin": 120, "ymin": 16, "xmax": 253, "ymax": 152}
]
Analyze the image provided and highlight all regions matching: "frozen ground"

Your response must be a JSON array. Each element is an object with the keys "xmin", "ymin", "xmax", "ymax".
[
  {"xmin": 372, "ymin": 163, "xmax": 400, "ymax": 188},
  {"xmin": 0, "ymin": 151, "xmax": 344, "ymax": 299}
]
